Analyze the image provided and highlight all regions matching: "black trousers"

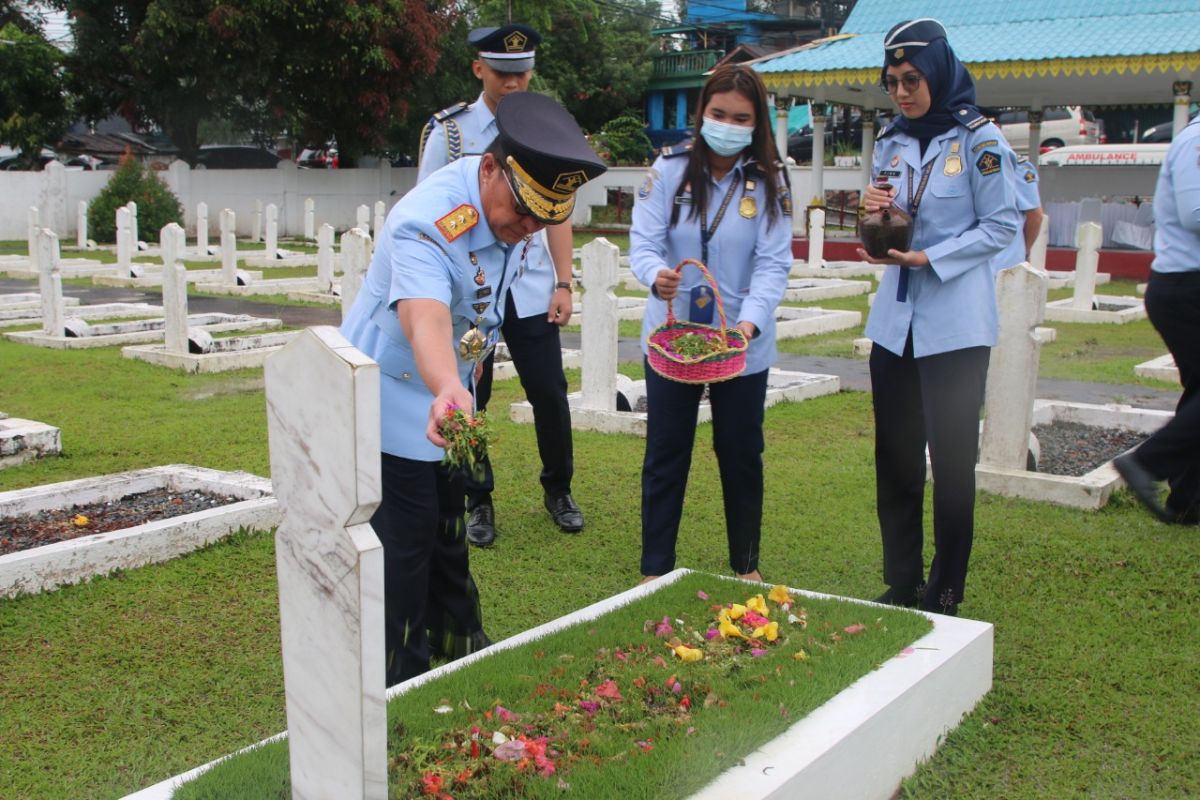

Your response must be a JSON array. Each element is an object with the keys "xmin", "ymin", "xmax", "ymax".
[
  {"xmin": 467, "ymin": 291, "xmax": 573, "ymax": 508},
  {"xmin": 372, "ymin": 453, "xmax": 483, "ymax": 685},
  {"xmin": 870, "ymin": 336, "xmax": 990, "ymax": 610},
  {"xmin": 641, "ymin": 360, "xmax": 768, "ymax": 576},
  {"xmin": 1138, "ymin": 270, "xmax": 1200, "ymax": 518}
]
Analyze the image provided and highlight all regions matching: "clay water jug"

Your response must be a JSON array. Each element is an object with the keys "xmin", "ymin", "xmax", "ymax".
[{"xmin": 860, "ymin": 183, "xmax": 913, "ymax": 258}]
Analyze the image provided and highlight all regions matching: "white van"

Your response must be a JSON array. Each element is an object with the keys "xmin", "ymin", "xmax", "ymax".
[{"xmin": 998, "ymin": 106, "xmax": 1100, "ymax": 152}]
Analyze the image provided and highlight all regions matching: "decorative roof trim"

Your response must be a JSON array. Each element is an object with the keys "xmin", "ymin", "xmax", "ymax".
[{"xmin": 761, "ymin": 52, "xmax": 1200, "ymax": 89}]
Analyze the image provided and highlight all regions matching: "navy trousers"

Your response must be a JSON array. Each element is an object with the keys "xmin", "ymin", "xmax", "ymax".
[
  {"xmin": 1139, "ymin": 270, "xmax": 1200, "ymax": 518},
  {"xmin": 372, "ymin": 454, "xmax": 483, "ymax": 685},
  {"xmin": 467, "ymin": 291, "xmax": 573, "ymax": 507},
  {"xmin": 869, "ymin": 336, "xmax": 989, "ymax": 610},
  {"xmin": 641, "ymin": 361, "xmax": 768, "ymax": 576}
]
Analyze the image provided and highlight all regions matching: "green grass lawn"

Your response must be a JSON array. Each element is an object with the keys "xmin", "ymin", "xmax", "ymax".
[{"xmin": 0, "ymin": 330, "xmax": 1198, "ymax": 798}]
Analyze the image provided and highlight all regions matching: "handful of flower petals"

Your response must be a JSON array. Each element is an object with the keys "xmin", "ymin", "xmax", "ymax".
[{"xmin": 438, "ymin": 403, "xmax": 490, "ymax": 480}]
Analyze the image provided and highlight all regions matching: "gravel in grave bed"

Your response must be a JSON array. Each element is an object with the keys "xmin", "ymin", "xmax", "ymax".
[
  {"xmin": 0, "ymin": 488, "xmax": 240, "ymax": 555},
  {"xmin": 1032, "ymin": 420, "xmax": 1149, "ymax": 477}
]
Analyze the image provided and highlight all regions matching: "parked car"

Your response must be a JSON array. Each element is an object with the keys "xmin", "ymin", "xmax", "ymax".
[
  {"xmin": 193, "ymin": 145, "xmax": 281, "ymax": 169},
  {"xmin": 1140, "ymin": 120, "xmax": 1175, "ymax": 143},
  {"xmin": 0, "ymin": 147, "xmax": 58, "ymax": 170},
  {"xmin": 297, "ymin": 145, "xmax": 338, "ymax": 168},
  {"xmin": 997, "ymin": 106, "xmax": 1099, "ymax": 152}
]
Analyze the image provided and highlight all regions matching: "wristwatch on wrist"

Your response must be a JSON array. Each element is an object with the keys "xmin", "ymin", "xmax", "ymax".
[{"xmin": 555, "ymin": 281, "xmax": 572, "ymax": 290}]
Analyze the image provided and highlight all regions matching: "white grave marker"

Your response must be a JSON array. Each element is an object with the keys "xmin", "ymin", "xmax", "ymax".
[
  {"xmin": 251, "ymin": 200, "xmax": 263, "ymax": 243},
  {"xmin": 304, "ymin": 197, "xmax": 315, "ymax": 240},
  {"xmin": 980, "ymin": 263, "xmax": 1048, "ymax": 470},
  {"xmin": 1029, "ymin": 214, "xmax": 1048, "ymax": 273},
  {"xmin": 77, "ymin": 201, "xmax": 87, "ymax": 249},
  {"xmin": 196, "ymin": 202, "xmax": 209, "ymax": 257},
  {"xmin": 807, "ymin": 208, "xmax": 825, "ymax": 269},
  {"xmin": 264, "ymin": 327, "xmax": 386, "ymax": 800},
  {"xmin": 27, "ymin": 207, "xmax": 39, "ymax": 259},
  {"xmin": 220, "ymin": 208, "xmax": 237, "ymax": 285},
  {"xmin": 1070, "ymin": 222, "xmax": 1102, "ymax": 311},
  {"xmin": 160, "ymin": 223, "xmax": 189, "ymax": 354},
  {"xmin": 356, "ymin": 205, "xmax": 371, "ymax": 238},
  {"xmin": 36, "ymin": 229, "xmax": 64, "ymax": 337},
  {"xmin": 373, "ymin": 201, "xmax": 385, "ymax": 238},
  {"xmin": 116, "ymin": 206, "xmax": 133, "ymax": 275},
  {"xmin": 580, "ymin": 238, "xmax": 620, "ymax": 411},
  {"xmin": 317, "ymin": 223, "xmax": 335, "ymax": 291},
  {"xmin": 126, "ymin": 201, "xmax": 141, "ymax": 249},
  {"xmin": 264, "ymin": 203, "xmax": 279, "ymax": 258},
  {"xmin": 340, "ymin": 229, "xmax": 371, "ymax": 319}
]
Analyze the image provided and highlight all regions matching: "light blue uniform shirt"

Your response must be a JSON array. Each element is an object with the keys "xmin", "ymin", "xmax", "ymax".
[
  {"xmin": 341, "ymin": 157, "xmax": 518, "ymax": 461},
  {"xmin": 418, "ymin": 92, "xmax": 556, "ymax": 318},
  {"xmin": 1151, "ymin": 116, "xmax": 1200, "ymax": 274},
  {"xmin": 630, "ymin": 150, "xmax": 793, "ymax": 376},
  {"xmin": 993, "ymin": 154, "xmax": 1042, "ymax": 273},
  {"xmin": 864, "ymin": 121, "xmax": 1021, "ymax": 358}
]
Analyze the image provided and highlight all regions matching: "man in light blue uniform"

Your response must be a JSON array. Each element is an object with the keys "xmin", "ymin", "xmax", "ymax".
[
  {"xmin": 1115, "ymin": 113, "xmax": 1200, "ymax": 525},
  {"xmin": 993, "ymin": 151, "xmax": 1045, "ymax": 272},
  {"xmin": 419, "ymin": 24, "xmax": 583, "ymax": 547},
  {"xmin": 342, "ymin": 92, "xmax": 605, "ymax": 683}
]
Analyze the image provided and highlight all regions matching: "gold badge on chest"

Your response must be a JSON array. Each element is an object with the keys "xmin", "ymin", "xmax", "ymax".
[
  {"xmin": 739, "ymin": 178, "xmax": 758, "ymax": 219},
  {"xmin": 943, "ymin": 141, "xmax": 962, "ymax": 177}
]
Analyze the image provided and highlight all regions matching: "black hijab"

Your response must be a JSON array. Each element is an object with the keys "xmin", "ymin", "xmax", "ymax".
[{"xmin": 880, "ymin": 19, "xmax": 981, "ymax": 139}]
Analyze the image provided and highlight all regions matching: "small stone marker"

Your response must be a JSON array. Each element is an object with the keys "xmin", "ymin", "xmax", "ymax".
[
  {"xmin": 220, "ymin": 208, "xmax": 237, "ymax": 285},
  {"xmin": 77, "ymin": 201, "xmax": 87, "ymax": 249},
  {"xmin": 161, "ymin": 223, "xmax": 189, "ymax": 354},
  {"xmin": 340, "ymin": 229, "xmax": 371, "ymax": 318},
  {"xmin": 27, "ymin": 206, "xmax": 39, "ymax": 259},
  {"xmin": 1070, "ymin": 222, "xmax": 1102, "ymax": 311},
  {"xmin": 317, "ymin": 223, "xmax": 335, "ymax": 291},
  {"xmin": 36, "ymin": 229, "xmax": 65, "ymax": 337},
  {"xmin": 979, "ymin": 263, "xmax": 1048, "ymax": 470},
  {"xmin": 126, "ymin": 201, "xmax": 141, "ymax": 249},
  {"xmin": 265, "ymin": 203, "xmax": 279, "ymax": 258},
  {"xmin": 1029, "ymin": 214, "xmax": 1048, "ymax": 273},
  {"xmin": 807, "ymin": 208, "xmax": 825, "ymax": 269},
  {"xmin": 252, "ymin": 200, "xmax": 263, "ymax": 243},
  {"xmin": 356, "ymin": 205, "xmax": 371, "ymax": 238},
  {"xmin": 373, "ymin": 201, "xmax": 385, "ymax": 239},
  {"xmin": 116, "ymin": 206, "xmax": 133, "ymax": 275},
  {"xmin": 264, "ymin": 326, "xmax": 386, "ymax": 799},
  {"xmin": 304, "ymin": 197, "xmax": 315, "ymax": 240},
  {"xmin": 580, "ymin": 238, "xmax": 620, "ymax": 411},
  {"xmin": 196, "ymin": 202, "xmax": 209, "ymax": 257}
]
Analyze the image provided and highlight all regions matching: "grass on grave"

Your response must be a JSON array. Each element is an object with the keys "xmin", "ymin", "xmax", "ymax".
[
  {"xmin": 172, "ymin": 571, "xmax": 931, "ymax": 800},
  {"xmin": 1, "ymin": 371, "xmax": 1199, "ymax": 798}
]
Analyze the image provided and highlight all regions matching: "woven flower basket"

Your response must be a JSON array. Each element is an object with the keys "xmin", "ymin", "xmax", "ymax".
[{"xmin": 647, "ymin": 258, "xmax": 748, "ymax": 385}]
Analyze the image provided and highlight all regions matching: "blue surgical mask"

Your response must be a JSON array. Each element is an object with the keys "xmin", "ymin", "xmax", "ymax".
[{"xmin": 701, "ymin": 117, "xmax": 754, "ymax": 157}]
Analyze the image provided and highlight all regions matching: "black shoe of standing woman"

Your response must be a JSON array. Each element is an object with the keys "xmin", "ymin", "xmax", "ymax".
[
  {"xmin": 874, "ymin": 584, "xmax": 924, "ymax": 608},
  {"xmin": 1114, "ymin": 453, "xmax": 1173, "ymax": 523}
]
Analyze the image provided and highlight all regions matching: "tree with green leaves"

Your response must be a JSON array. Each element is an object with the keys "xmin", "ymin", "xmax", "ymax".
[
  {"xmin": 0, "ymin": 22, "xmax": 73, "ymax": 169},
  {"xmin": 87, "ymin": 152, "xmax": 182, "ymax": 242}
]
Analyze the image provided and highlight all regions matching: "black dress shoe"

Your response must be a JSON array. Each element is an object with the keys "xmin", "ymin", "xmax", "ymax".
[
  {"xmin": 468, "ymin": 630, "xmax": 493, "ymax": 653},
  {"xmin": 874, "ymin": 584, "xmax": 923, "ymax": 608},
  {"xmin": 466, "ymin": 503, "xmax": 496, "ymax": 547},
  {"xmin": 1114, "ymin": 453, "xmax": 1172, "ymax": 523},
  {"xmin": 544, "ymin": 492, "xmax": 584, "ymax": 532}
]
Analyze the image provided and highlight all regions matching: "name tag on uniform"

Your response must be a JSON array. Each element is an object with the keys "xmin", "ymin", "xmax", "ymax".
[{"xmin": 689, "ymin": 285, "xmax": 714, "ymax": 324}]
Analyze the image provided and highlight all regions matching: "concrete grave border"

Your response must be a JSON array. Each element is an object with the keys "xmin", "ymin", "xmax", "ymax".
[
  {"xmin": 783, "ymin": 278, "xmax": 871, "ymax": 303},
  {"xmin": 122, "ymin": 330, "xmax": 300, "ymax": 373},
  {"xmin": 0, "ymin": 416, "xmax": 62, "ymax": 469},
  {"xmin": 0, "ymin": 465, "xmax": 279, "ymax": 598}
]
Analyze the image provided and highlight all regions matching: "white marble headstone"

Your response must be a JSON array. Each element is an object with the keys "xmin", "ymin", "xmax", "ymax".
[
  {"xmin": 373, "ymin": 201, "xmax": 385, "ymax": 239},
  {"xmin": 116, "ymin": 206, "xmax": 133, "ymax": 274},
  {"xmin": 220, "ymin": 208, "xmax": 237, "ymax": 285},
  {"xmin": 807, "ymin": 207, "xmax": 825, "ymax": 269},
  {"xmin": 27, "ymin": 206, "xmax": 39, "ymax": 259},
  {"xmin": 580, "ymin": 238, "xmax": 620, "ymax": 411},
  {"xmin": 304, "ymin": 197, "xmax": 315, "ymax": 240},
  {"xmin": 161, "ymin": 223, "xmax": 189, "ymax": 354},
  {"xmin": 126, "ymin": 201, "xmax": 140, "ymax": 249},
  {"xmin": 356, "ymin": 205, "xmax": 371, "ymax": 238},
  {"xmin": 264, "ymin": 326, "xmax": 386, "ymax": 800},
  {"xmin": 317, "ymin": 223, "xmax": 335, "ymax": 291},
  {"xmin": 77, "ymin": 201, "xmax": 87, "ymax": 250},
  {"xmin": 1029, "ymin": 214, "xmax": 1048, "ymax": 273},
  {"xmin": 196, "ymin": 202, "xmax": 209, "ymax": 257},
  {"xmin": 1070, "ymin": 222, "xmax": 1102, "ymax": 311},
  {"xmin": 252, "ymin": 200, "xmax": 263, "ymax": 243},
  {"xmin": 37, "ymin": 229, "xmax": 64, "ymax": 337},
  {"xmin": 340, "ymin": 229, "xmax": 371, "ymax": 319},
  {"xmin": 265, "ymin": 203, "xmax": 279, "ymax": 258},
  {"xmin": 980, "ymin": 263, "xmax": 1048, "ymax": 470}
]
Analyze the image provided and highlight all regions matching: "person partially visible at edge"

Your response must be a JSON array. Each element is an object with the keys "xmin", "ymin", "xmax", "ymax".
[
  {"xmin": 992, "ymin": 144, "xmax": 1045, "ymax": 272},
  {"xmin": 629, "ymin": 64, "xmax": 792, "ymax": 586},
  {"xmin": 856, "ymin": 18, "xmax": 1020, "ymax": 617},
  {"xmin": 1114, "ymin": 113, "xmax": 1200, "ymax": 526},
  {"xmin": 342, "ymin": 92, "xmax": 606, "ymax": 684},
  {"xmin": 418, "ymin": 24, "xmax": 584, "ymax": 549}
]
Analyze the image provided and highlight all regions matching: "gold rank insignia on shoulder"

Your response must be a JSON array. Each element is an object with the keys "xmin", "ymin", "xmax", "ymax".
[{"xmin": 435, "ymin": 204, "xmax": 479, "ymax": 242}]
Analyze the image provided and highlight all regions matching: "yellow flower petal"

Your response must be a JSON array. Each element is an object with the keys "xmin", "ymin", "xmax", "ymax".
[
  {"xmin": 72, "ymin": 514, "xmax": 89, "ymax": 527},
  {"xmin": 718, "ymin": 619, "xmax": 747, "ymax": 640},
  {"xmin": 746, "ymin": 595, "xmax": 768, "ymax": 615},
  {"xmin": 752, "ymin": 621, "xmax": 779, "ymax": 642},
  {"xmin": 768, "ymin": 585, "xmax": 793, "ymax": 605},
  {"xmin": 673, "ymin": 644, "xmax": 704, "ymax": 662},
  {"xmin": 793, "ymin": 649, "xmax": 809, "ymax": 661},
  {"xmin": 728, "ymin": 603, "xmax": 747, "ymax": 620}
]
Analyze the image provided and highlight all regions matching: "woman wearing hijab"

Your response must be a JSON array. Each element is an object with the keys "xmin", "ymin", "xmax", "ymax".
[
  {"xmin": 857, "ymin": 19, "xmax": 1020, "ymax": 616},
  {"xmin": 630, "ymin": 64, "xmax": 792, "ymax": 585}
]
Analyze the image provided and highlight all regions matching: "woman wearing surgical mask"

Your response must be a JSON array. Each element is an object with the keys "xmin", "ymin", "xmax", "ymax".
[{"xmin": 629, "ymin": 64, "xmax": 793, "ymax": 585}]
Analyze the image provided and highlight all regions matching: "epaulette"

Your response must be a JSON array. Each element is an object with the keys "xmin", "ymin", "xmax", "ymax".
[
  {"xmin": 661, "ymin": 140, "xmax": 694, "ymax": 158},
  {"xmin": 877, "ymin": 117, "xmax": 901, "ymax": 139},
  {"xmin": 955, "ymin": 107, "xmax": 988, "ymax": 131},
  {"xmin": 433, "ymin": 101, "xmax": 469, "ymax": 123}
]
